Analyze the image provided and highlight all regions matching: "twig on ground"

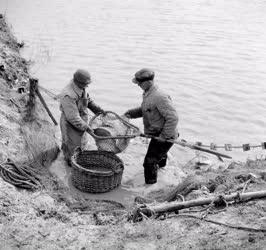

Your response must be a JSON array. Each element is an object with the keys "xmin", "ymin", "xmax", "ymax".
[
  {"xmin": 242, "ymin": 179, "xmax": 251, "ymax": 194},
  {"xmin": 173, "ymin": 213, "xmax": 266, "ymax": 233}
]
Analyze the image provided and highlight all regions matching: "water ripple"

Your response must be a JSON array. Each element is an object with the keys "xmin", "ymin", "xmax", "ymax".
[{"xmin": 2, "ymin": 0, "xmax": 266, "ymax": 157}]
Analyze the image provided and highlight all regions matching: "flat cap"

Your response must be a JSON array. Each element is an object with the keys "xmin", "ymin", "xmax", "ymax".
[
  {"xmin": 132, "ymin": 68, "xmax": 155, "ymax": 84},
  {"xmin": 73, "ymin": 69, "xmax": 91, "ymax": 85}
]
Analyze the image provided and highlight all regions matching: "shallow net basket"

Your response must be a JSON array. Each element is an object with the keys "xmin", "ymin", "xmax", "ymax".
[
  {"xmin": 89, "ymin": 111, "xmax": 140, "ymax": 154},
  {"xmin": 71, "ymin": 148, "xmax": 124, "ymax": 193}
]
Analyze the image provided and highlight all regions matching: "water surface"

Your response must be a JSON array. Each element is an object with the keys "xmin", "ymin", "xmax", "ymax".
[{"xmin": 2, "ymin": 0, "xmax": 266, "ymax": 161}]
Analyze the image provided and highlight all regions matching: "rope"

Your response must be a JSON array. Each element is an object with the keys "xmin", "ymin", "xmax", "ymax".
[
  {"xmin": 38, "ymin": 85, "xmax": 59, "ymax": 101},
  {"xmin": 0, "ymin": 159, "xmax": 42, "ymax": 190},
  {"xmin": 195, "ymin": 141, "xmax": 266, "ymax": 152},
  {"xmin": 128, "ymin": 204, "xmax": 157, "ymax": 223}
]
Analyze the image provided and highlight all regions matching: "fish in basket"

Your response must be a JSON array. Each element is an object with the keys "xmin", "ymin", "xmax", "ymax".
[
  {"xmin": 88, "ymin": 111, "xmax": 141, "ymax": 154},
  {"xmin": 71, "ymin": 147, "xmax": 124, "ymax": 193}
]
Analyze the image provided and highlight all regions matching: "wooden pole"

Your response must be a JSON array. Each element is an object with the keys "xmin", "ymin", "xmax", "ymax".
[
  {"xmin": 24, "ymin": 78, "xmax": 38, "ymax": 122},
  {"xmin": 35, "ymin": 85, "xmax": 58, "ymax": 125},
  {"xmin": 139, "ymin": 190, "xmax": 266, "ymax": 216},
  {"xmin": 140, "ymin": 134, "xmax": 232, "ymax": 159},
  {"xmin": 177, "ymin": 140, "xmax": 232, "ymax": 159},
  {"xmin": 23, "ymin": 78, "xmax": 57, "ymax": 125}
]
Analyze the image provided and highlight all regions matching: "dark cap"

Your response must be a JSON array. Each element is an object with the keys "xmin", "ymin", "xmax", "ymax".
[
  {"xmin": 73, "ymin": 69, "xmax": 91, "ymax": 85},
  {"xmin": 132, "ymin": 68, "xmax": 155, "ymax": 84}
]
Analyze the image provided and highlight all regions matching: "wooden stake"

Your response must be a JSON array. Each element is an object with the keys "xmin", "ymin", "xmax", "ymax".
[
  {"xmin": 138, "ymin": 190, "xmax": 266, "ymax": 216},
  {"xmin": 35, "ymin": 86, "xmax": 58, "ymax": 125},
  {"xmin": 24, "ymin": 78, "xmax": 38, "ymax": 121}
]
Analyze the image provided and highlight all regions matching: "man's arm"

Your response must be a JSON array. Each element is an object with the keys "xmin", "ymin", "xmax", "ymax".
[
  {"xmin": 87, "ymin": 99, "xmax": 105, "ymax": 115},
  {"xmin": 124, "ymin": 107, "xmax": 143, "ymax": 119}
]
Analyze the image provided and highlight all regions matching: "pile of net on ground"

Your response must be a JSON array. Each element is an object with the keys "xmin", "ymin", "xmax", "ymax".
[{"xmin": 0, "ymin": 159, "xmax": 42, "ymax": 190}]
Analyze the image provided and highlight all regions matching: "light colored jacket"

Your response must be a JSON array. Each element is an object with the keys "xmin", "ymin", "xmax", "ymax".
[
  {"xmin": 59, "ymin": 81, "xmax": 103, "ymax": 162},
  {"xmin": 59, "ymin": 80, "xmax": 90, "ymax": 131},
  {"xmin": 127, "ymin": 84, "xmax": 178, "ymax": 139}
]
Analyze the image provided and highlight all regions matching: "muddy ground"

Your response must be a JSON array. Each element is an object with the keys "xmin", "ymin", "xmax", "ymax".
[{"xmin": 0, "ymin": 15, "xmax": 265, "ymax": 250}]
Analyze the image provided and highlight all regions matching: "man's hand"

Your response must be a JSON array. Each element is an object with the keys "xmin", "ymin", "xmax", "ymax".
[{"xmin": 123, "ymin": 111, "xmax": 131, "ymax": 119}]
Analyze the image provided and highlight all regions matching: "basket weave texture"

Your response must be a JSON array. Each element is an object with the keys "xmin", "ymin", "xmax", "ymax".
[{"xmin": 71, "ymin": 148, "xmax": 124, "ymax": 193}]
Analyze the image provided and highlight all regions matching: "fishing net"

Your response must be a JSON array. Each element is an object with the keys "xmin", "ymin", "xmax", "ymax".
[{"xmin": 89, "ymin": 111, "xmax": 140, "ymax": 154}]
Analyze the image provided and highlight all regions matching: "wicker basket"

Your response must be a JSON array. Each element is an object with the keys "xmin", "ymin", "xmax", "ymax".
[{"xmin": 71, "ymin": 148, "xmax": 124, "ymax": 193}]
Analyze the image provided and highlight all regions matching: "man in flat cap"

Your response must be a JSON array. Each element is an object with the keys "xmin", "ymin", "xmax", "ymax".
[
  {"xmin": 124, "ymin": 68, "xmax": 178, "ymax": 184},
  {"xmin": 59, "ymin": 69, "xmax": 105, "ymax": 165}
]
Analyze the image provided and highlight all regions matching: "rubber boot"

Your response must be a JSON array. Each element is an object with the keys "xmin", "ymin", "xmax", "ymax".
[
  {"xmin": 144, "ymin": 164, "xmax": 158, "ymax": 184},
  {"xmin": 158, "ymin": 156, "xmax": 167, "ymax": 168}
]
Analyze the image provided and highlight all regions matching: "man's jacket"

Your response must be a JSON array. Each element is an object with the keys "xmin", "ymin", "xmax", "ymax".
[
  {"xmin": 59, "ymin": 81, "xmax": 103, "ymax": 162},
  {"xmin": 59, "ymin": 80, "xmax": 103, "ymax": 131},
  {"xmin": 126, "ymin": 85, "xmax": 178, "ymax": 140}
]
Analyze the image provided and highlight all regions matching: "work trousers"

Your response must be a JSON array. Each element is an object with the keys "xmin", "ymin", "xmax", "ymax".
[{"xmin": 143, "ymin": 138, "xmax": 173, "ymax": 184}]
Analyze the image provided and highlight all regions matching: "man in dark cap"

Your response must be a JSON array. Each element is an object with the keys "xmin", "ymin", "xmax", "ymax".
[
  {"xmin": 124, "ymin": 68, "xmax": 179, "ymax": 184},
  {"xmin": 59, "ymin": 69, "xmax": 105, "ymax": 165}
]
